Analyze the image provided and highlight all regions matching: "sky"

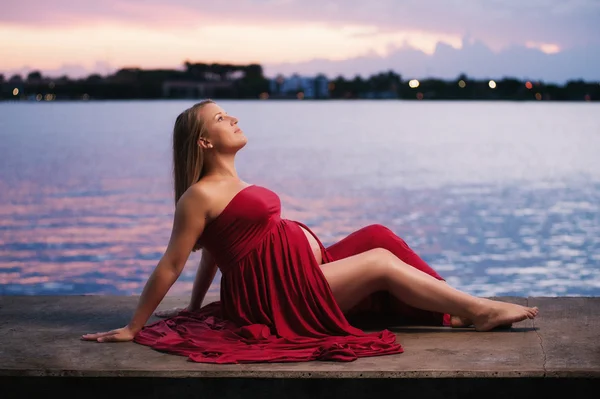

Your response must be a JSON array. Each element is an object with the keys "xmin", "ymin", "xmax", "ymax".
[{"xmin": 2, "ymin": 0, "xmax": 600, "ymax": 83}]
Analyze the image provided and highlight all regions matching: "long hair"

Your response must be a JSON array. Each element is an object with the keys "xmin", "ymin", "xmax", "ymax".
[
  {"xmin": 172, "ymin": 99, "xmax": 215, "ymax": 250},
  {"xmin": 172, "ymin": 99, "xmax": 215, "ymax": 207}
]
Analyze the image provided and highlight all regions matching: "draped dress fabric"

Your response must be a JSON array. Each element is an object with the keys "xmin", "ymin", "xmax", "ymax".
[{"xmin": 134, "ymin": 185, "xmax": 449, "ymax": 364}]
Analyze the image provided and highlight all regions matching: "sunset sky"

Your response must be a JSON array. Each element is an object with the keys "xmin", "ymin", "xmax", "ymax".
[{"xmin": 2, "ymin": 0, "xmax": 599, "ymax": 82}]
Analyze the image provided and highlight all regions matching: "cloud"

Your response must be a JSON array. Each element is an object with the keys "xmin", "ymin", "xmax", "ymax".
[
  {"xmin": 3, "ymin": 0, "xmax": 600, "ymax": 48},
  {"xmin": 2, "ymin": 0, "xmax": 599, "ymax": 81},
  {"xmin": 2, "ymin": 0, "xmax": 208, "ymax": 27},
  {"xmin": 4, "ymin": 38, "xmax": 597, "ymax": 84},
  {"xmin": 264, "ymin": 39, "xmax": 600, "ymax": 83}
]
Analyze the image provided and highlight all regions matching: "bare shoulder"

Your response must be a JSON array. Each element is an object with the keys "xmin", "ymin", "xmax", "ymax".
[
  {"xmin": 161, "ymin": 183, "xmax": 216, "ymax": 267},
  {"xmin": 181, "ymin": 182, "xmax": 211, "ymax": 203},
  {"xmin": 175, "ymin": 182, "xmax": 214, "ymax": 223}
]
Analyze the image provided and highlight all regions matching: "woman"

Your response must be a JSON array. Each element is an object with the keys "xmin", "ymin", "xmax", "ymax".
[{"xmin": 81, "ymin": 100, "xmax": 538, "ymax": 363}]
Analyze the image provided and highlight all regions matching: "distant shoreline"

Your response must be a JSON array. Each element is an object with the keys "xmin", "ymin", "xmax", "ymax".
[{"xmin": 2, "ymin": 62, "xmax": 598, "ymax": 102}]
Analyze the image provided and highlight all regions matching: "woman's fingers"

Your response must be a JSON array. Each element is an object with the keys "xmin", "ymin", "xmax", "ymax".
[
  {"xmin": 99, "ymin": 332, "xmax": 135, "ymax": 342},
  {"xmin": 81, "ymin": 330, "xmax": 118, "ymax": 341},
  {"xmin": 97, "ymin": 334, "xmax": 117, "ymax": 342},
  {"xmin": 81, "ymin": 326, "xmax": 135, "ymax": 343}
]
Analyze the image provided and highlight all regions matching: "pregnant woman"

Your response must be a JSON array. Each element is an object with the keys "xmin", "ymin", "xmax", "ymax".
[{"xmin": 81, "ymin": 100, "xmax": 538, "ymax": 364}]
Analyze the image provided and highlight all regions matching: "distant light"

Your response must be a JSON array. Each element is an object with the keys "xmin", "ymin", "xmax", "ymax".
[
  {"xmin": 416, "ymin": 92, "xmax": 424, "ymax": 100},
  {"xmin": 36, "ymin": 94, "xmax": 42, "ymax": 101},
  {"xmin": 12, "ymin": 88, "xmax": 19, "ymax": 96},
  {"xmin": 297, "ymin": 92, "xmax": 304, "ymax": 100},
  {"xmin": 44, "ymin": 94, "xmax": 55, "ymax": 101},
  {"xmin": 259, "ymin": 92, "xmax": 269, "ymax": 100},
  {"xmin": 82, "ymin": 93, "xmax": 90, "ymax": 101},
  {"xmin": 535, "ymin": 93, "xmax": 542, "ymax": 101},
  {"xmin": 525, "ymin": 81, "xmax": 533, "ymax": 89},
  {"xmin": 409, "ymin": 79, "xmax": 420, "ymax": 88},
  {"xmin": 488, "ymin": 80, "xmax": 497, "ymax": 89},
  {"xmin": 458, "ymin": 80, "xmax": 466, "ymax": 88}
]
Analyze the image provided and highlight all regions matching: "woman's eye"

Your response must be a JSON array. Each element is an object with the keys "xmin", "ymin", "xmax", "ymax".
[{"xmin": 218, "ymin": 116, "xmax": 223, "ymax": 121}]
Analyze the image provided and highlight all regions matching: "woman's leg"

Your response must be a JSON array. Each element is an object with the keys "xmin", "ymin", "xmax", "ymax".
[
  {"xmin": 326, "ymin": 224, "xmax": 443, "ymax": 279},
  {"xmin": 325, "ymin": 224, "xmax": 452, "ymax": 326},
  {"xmin": 319, "ymin": 248, "xmax": 538, "ymax": 331}
]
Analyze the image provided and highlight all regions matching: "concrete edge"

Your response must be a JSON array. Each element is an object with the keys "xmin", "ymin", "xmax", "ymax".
[{"xmin": 1, "ymin": 369, "xmax": 598, "ymax": 379}]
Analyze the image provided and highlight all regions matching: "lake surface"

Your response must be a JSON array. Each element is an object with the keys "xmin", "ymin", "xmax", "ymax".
[{"xmin": 0, "ymin": 100, "xmax": 599, "ymax": 298}]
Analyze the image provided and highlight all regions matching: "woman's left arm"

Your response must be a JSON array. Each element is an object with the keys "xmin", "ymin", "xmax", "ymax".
[{"xmin": 188, "ymin": 249, "xmax": 218, "ymax": 310}]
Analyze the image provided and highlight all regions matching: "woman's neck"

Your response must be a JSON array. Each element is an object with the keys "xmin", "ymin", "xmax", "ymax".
[{"xmin": 203, "ymin": 154, "xmax": 239, "ymax": 180}]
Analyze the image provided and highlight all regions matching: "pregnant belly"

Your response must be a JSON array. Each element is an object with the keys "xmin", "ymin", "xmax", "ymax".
[{"xmin": 298, "ymin": 225, "xmax": 323, "ymax": 265}]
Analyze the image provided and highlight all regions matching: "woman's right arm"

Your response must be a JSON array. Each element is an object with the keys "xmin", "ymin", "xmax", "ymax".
[{"xmin": 81, "ymin": 186, "xmax": 209, "ymax": 342}]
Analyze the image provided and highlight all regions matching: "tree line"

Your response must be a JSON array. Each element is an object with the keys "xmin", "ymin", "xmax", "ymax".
[{"xmin": 0, "ymin": 62, "xmax": 597, "ymax": 101}]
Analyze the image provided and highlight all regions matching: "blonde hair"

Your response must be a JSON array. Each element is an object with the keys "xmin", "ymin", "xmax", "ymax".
[{"xmin": 172, "ymin": 99, "xmax": 215, "ymax": 250}]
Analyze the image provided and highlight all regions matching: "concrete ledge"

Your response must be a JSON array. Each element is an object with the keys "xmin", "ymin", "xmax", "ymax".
[
  {"xmin": 2, "ymin": 376, "xmax": 599, "ymax": 399},
  {"xmin": 1, "ymin": 295, "xmax": 598, "ymax": 398}
]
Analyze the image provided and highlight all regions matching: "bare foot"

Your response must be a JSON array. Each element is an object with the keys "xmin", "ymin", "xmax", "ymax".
[
  {"xmin": 473, "ymin": 300, "xmax": 538, "ymax": 332},
  {"xmin": 154, "ymin": 306, "xmax": 187, "ymax": 318}
]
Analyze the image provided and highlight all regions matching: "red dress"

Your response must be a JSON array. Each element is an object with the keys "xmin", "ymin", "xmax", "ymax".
[{"xmin": 134, "ymin": 185, "xmax": 449, "ymax": 363}]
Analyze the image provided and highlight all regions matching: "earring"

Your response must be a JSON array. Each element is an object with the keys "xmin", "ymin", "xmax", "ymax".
[{"xmin": 199, "ymin": 138, "xmax": 213, "ymax": 149}]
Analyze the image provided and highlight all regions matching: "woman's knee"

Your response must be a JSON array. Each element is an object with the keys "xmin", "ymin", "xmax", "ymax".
[
  {"xmin": 364, "ymin": 224, "xmax": 393, "ymax": 237},
  {"xmin": 362, "ymin": 224, "xmax": 396, "ymax": 250},
  {"xmin": 364, "ymin": 248, "xmax": 396, "ymax": 288}
]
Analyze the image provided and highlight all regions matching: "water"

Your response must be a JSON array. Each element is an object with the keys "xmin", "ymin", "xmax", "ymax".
[{"xmin": 0, "ymin": 100, "xmax": 599, "ymax": 297}]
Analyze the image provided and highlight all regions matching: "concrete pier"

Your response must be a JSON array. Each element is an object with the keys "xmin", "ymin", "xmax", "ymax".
[{"xmin": 1, "ymin": 295, "xmax": 598, "ymax": 398}]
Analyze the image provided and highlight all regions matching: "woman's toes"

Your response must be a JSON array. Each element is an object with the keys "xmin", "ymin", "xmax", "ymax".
[{"xmin": 529, "ymin": 307, "xmax": 538, "ymax": 317}]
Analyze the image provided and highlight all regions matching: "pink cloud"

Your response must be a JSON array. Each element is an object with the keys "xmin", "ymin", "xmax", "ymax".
[
  {"xmin": 3, "ymin": 0, "xmax": 599, "ymax": 48},
  {"xmin": 2, "ymin": 0, "xmax": 208, "ymax": 27},
  {"xmin": 2, "ymin": 0, "xmax": 599, "ymax": 82},
  {"xmin": 4, "ymin": 38, "xmax": 598, "ymax": 83},
  {"xmin": 264, "ymin": 39, "xmax": 600, "ymax": 83}
]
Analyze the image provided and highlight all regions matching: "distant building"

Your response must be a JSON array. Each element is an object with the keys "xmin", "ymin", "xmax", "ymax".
[
  {"xmin": 270, "ymin": 74, "xmax": 329, "ymax": 99},
  {"xmin": 162, "ymin": 80, "xmax": 234, "ymax": 98}
]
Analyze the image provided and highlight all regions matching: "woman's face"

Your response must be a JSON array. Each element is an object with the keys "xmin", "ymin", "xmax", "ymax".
[{"xmin": 198, "ymin": 102, "xmax": 247, "ymax": 152}]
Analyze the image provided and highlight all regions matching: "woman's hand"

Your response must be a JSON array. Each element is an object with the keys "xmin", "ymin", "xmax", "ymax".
[
  {"xmin": 154, "ymin": 306, "xmax": 188, "ymax": 318},
  {"xmin": 81, "ymin": 325, "xmax": 137, "ymax": 343}
]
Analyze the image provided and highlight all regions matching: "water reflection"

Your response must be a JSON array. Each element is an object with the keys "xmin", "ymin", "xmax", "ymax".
[
  {"xmin": 1, "ymin": 175, "xmax": 598, "ymax": 297},
  {"xmin": 1, "ymin": 101, "xmax": 598, "ymax": 298}
]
